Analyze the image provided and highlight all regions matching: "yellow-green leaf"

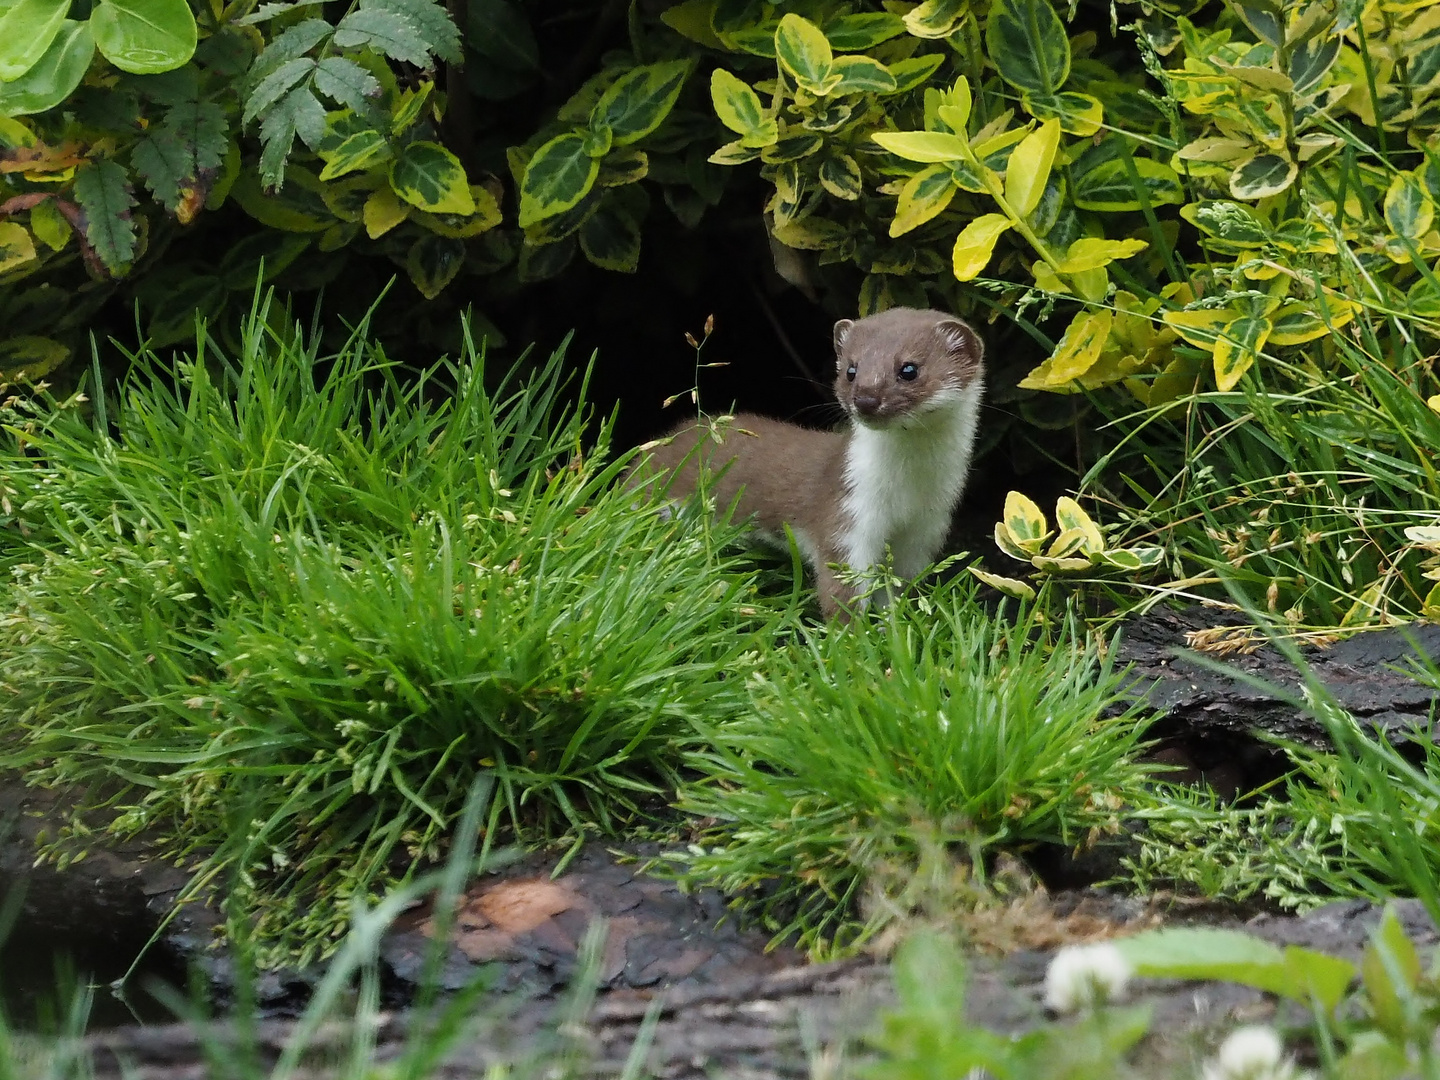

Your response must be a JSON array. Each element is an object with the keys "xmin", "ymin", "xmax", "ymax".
[
  {"xmin": 819, "ymin": 154, "xmax": 863, "ymax": 200},
  {"xmin": 889, "ymin": 164, "xmax": 956, "ymax": 237},
  {"xmin": 1047, "ymin": 526, "xmax": 1088, "ymax": 558},
  {"xmin": 0, "ymin": 334, "xmax": 68, "ymax": 381},
  {"xmin": 830, "ymin": 55, "xmax": 897, "ymax": 95},
  {"xmin": 1055, "ymin": 496, "xmax": 1104, "ymax": 554},
  {"xmin": 1096, "ymin": 546, "xmax": 1163, "ymax": 570},
  {"xmin": 389, "ymin": 141, "xmax": 474, "ymax": 215},
  {"xmin": 1213, "ymin": 315, "xmax": 1271, "ymax": 392},
  {"xmin": 1385, "ymin": 172, "xmax": 1434, "ymax": 240},
  {"xmin": 1229, "ymin": 153, "xmax": 1297, "ymax": 200},
  {"xmin": 0, "ymin": 221, "xmax": 38, "ymax": 273},
  {"xmin": 968, "ymin": 566, "xmax": 1036, "ymax": 600},
  {"xmin": 935, "ymin": 76, "xmax": 971, "ymax": 133},
  {"xmin": 775, "ymin": 13, "xmax": 836, "ymax": 95},
  {"xmin": 518, "ymin": 132, "xmax": 599, "ymax": 227},
  {"xmin": 1024, "ymin": 91, "xmax": 1102, "ymax": 137},
  {"xmin": 1267, "ymin": 297, "xmax": 1358, "ymax": 345},
  {"xmin": 710, "ymin": 69, "xmax": 776, "ymax": 146},
  {"xmin": 872, "ymin": 130, "xmax": 970, "ymax": 163},
  {"xmin": 1002, "ymin": 490, "xmax": 1050, "ymax": 550},
  {"xmin": 951, "ymin": 213, "xmax": 1010, "ymax": 280},
  {"xmin": 1017, "ymin": 309, "xmax": 1112, "ymax": 389},
  {"xmin": 1003, "ymin": 118, "xmax": 1059, "ymax": 219},
  {"xmin": 1055, "ymin": 237, "xmax": 1148, "ymax": 273},
  {"xmin": 1162, "ymin": 308, "xmax": 1232, "ymax": 350},
  {"xmin": 28, "ymin": 198, "xmax": 69, "ymax": 250},
  {"xmin": 363, "ymin": 184, "xmax": 409, "ymax": 238},
  {"xmin": 1031, "ymin": 553, "xmax": 1094, "ymax": 572},
  {"xmin": 904, "ymin": 0, "xmax": 966, "ymax": 37}
]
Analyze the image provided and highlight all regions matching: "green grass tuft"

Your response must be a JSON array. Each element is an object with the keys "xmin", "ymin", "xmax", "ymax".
[
  {"xmin": 0, "ymin": 296, "xmax": 802, "ymax": 963},
  {"xmin": 673, "ymin": 582, "xmax": 1159, "ymax": 954}
]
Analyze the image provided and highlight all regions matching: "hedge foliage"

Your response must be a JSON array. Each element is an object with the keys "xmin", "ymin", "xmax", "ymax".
[{"xmin": 0, "ymin": 0, "xmax": 1437, "ymax": 405}]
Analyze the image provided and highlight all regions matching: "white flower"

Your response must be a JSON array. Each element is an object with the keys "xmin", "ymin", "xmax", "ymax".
[
  {"xmin": 1201, "ymin": 1026, "xmax": 1306, "ymax": 1080},
  {"xmin": 1042, "ymin": 942, "xmax": 1132, "ymax": 1013}
]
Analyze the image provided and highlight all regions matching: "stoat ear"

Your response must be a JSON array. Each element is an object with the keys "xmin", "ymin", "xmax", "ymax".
[
  {"xmin": 833, "ymin": 318, "xmax": 854, "ymax": 361},
  {"xmin": 936, "ymin": 318, "xmax": 983, "ymax": 380}
]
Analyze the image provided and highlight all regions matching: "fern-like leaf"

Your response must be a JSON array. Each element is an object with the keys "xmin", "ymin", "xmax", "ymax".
[
  {"xmin": 72, "ymin": 159, "xmax": 137, "ymax": 273},
  {"xmin": 359, "ymin": 0, "xmax": 460, "ymax": 64}
]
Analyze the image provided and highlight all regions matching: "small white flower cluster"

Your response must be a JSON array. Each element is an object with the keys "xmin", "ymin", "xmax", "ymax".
[
  {"xmin": 1043, "ymin": 942, "xmax": 1133, "ymax": 1013},
  {"xmin": 1201, "ymin": 1026, "xmax": 1310, "ymax": 1080}
]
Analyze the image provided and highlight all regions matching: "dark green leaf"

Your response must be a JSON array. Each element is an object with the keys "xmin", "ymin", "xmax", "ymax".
[
  {"xmin": 0, "ymin": 20, "xmax": 94, "ymax": 118},
  {"xmin": 160, "ymin": 100, "xmax": 228, "ymax": 173},
  {"xmin": 90, "ymin": 0, "xmax": 198, "ymax": 74},
  {"xmin": 132, "ymin": 130, "xmax": 191, "ymax": 210},
  {"xmin": 578, "ymin": 198, "xmax": 642, "ymax": 271},
  {"xmin": 467, "ymin": 0, "xmax": 536, "ymax": 69},
  {"xmin": 519, "ymin": 133, "xmax": 600, "ymax": 227},
  {"xmin": 761, "ymin": 131, "xmax": 823, "ymax": 163},
  {"xmin": 217, "ymin": 230, "xmax": 310, "ymax": 289},
  {"xmin": 237, "ymin": 0, "xmax": 325, "ymax": 25},
  {"xmin": 244, "ymin": 57, "xmax": 315, "ymax": 124},
  {"xmin": 73, "ymin": 158, "xmax": 137, "ymax": 272},
  {"xmin": 819, "ymin": 154, "xmax": 862, "ymax": 200},
  {"xmin": 1071, "ymin": 143, "xmax": 1184, "ymax": 211},
  {"xmin": 591, "ymin": 60, "xmax": 691, "ymax": 147},
  {"xmin": 889, "ymin": 54, "xmax": 947, "ymax": 93},
  {"xmin": 249, "ymin": 19, "xmax": 330, "ymax": 83},
  {"xmin": 258, "ymin": 85, "xmax": 327, "ymax": 188},
  {"xmin": 830, "ymin": 56, "xmax": 897, "ymax": 95},
  {"xmin": 986, "ymin": 0, "xmax": 1069, "ymax": 96},
  {"xmin": 318, "ymin": 129, "xmax": 389, "ymax": 181},
  {"xmin": 404, "ymin": 232, "xmax": 465, "ymax": 297},
  {"xmin": 517, "ymin": 236, "xmax": 575, "ymax": 282},
  {"xmin": 1289, "ymin": 33, "xmax": 1339, "ymax": 94},
  {"xmin": 1235, "ymin": 3, "xmax": 1283, "ymax": 46}
]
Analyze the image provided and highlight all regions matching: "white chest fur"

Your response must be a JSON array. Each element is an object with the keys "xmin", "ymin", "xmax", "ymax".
[{"xmin": 836, "ymin": 386, "xmax": 982, "ymax": 579}]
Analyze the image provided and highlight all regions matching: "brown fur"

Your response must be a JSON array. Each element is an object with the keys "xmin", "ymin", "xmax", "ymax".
[{"xmin": 626, "ymin": 308, "xmax": 984, "ymax": 617}]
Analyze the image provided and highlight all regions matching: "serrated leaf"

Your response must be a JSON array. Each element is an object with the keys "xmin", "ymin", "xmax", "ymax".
[
  {"xmin": 951, "ymin": 212, "xmax": 1009, "ymax": 280},
  {"xmin": 91, "ymin": 0, "xmax": 197, "ymax": 74},
  {"xmin": 404, "ymin": 232, "xmax": 463, "ymax": 298},
  {"xmin": 73, "ymin": 158, "xmax": 137, "ymax": 272},
  {"xmin": 818, "ymin": 154, "xmax": 862, "ymax": 199},
  {"xmin": 249, "ymin": 19, "xmax": 330, "ymax": 83},
  {"xmin": 889, "ymin": 164, "xmax": 957, "ymax": 237},
  {"xmin": 244, "ymin": 57, "xmax": 316, "ymax": 125},
  {"xmin": 1213, "ymin": 316, "xmax": 1271, "ymax": 392},
  {"xmin": 132, "ymin": 130, "xmax": 191, "ymax": 211},
  {"xmin": 333, "ymin": 8, "xmax": 431, "ymax": 66},
  {"xmin": 161, "ymin": 100, "xmax": 227, "ymax": 172},
  {"xmin": 0, "ymin": 221, "xmax": 36, "ymax": 272},
  {"xmin": 987, "ymin": 0, "xmax": 1068, "ymax": 96},
  {"xmin": 829, "ymin": 55, "xmax": 896, "ymax": 95},
  {"xmin": 1018, "ymin": 309, "xmax": 1112, "ymax": 389},
  {"xmin": 711, "ymin": 69, "xmax": 773, "ymax": 144},
  {"xmin": 592, "ymin": 60, "xmax": 691, "ymax": 146},
  {"xmin": 519, "ymin": 132, "xmax": 599, "ymax": 227},
  {"xmin": 1004, "ymin": 119, "xmax": 1059, "ymax": 218},
  {"xmin": 238, "ymin": 0, "xmax": 324, "ymax": 25},
  {"xmin": 365, "ymin": 0, "xmax": 459, "ymax": 63},
  {"xmin": 0, "ymin": 0, "xmax": 68, "ymax": 81},
  {"xmin": 314, "ymin": 56, "xmax": 381, "ymax": 113},
  {"xmin": 968, "ymin": 566, "xmax": 1036, "ymax": 599},
  {"xmin": 774, "ymin": 13, "xmax": 833, "ymax": 94},
  {"xmin": 0, "ymin": 20, "xmax": 93, "ymax": 118},
  {"xmin": 258, "ymin": 85, "xmax": 327, "ymax": 187},
  {"xmin": 872, "ymin": 130, "xmax": 970, "ymax": 163},
  {"xmin": 389, "ymin": 140, "xmax": 473, "ymax": 214},
  {"xmin": 1229, "ymin": 153, "xmax": 1297, "ymax": 200}
]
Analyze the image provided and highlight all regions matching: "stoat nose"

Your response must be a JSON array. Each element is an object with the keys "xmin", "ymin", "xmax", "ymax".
[{"xmin": 852, "ymin": 388, "xmax": 883, "ymax": 416}]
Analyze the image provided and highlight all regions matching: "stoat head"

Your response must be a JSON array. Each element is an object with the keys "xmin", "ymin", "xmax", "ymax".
[{"xmin": 832, "ymin": 308, "xmax": 984, "ymax": 429}]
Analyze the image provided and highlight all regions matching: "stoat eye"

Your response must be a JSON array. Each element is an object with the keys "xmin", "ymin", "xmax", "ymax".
[
  {"xmin": 846, "ymin": 365, "xmax": 857, "ymax": 381},
  {"xmin": 899, "ymin": 362, "xmax": 919, "ymax": 381}
]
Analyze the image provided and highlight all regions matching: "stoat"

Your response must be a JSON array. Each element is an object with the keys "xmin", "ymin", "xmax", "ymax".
[{"xmin": 629, "ymin": 307, "xmax": 985, "ymax": 618}]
